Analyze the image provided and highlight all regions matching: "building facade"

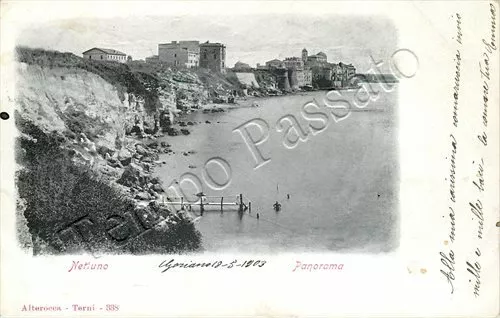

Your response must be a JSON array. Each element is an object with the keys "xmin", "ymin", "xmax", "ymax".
[
  {"xmin": 283, "ymin": 57, "xmax": 305, "ymax": 70},
  {"xmin": 199, "ymin": 41, "xmax": 226, "ymax": 73},
  {"xmin": 311, "ymin": 66, "xmax": 333, "ymax": 89},
  {"xmin": 345, "ymin": 63, "xmax": 356, "ymax": 79},
  {"xmin": 234, "ymin": 61, "xmax": 252, "ymax": 71},
  {"xmin": 158, "ymin": 41, "xmax": 200, "ymax": 68},
  {"xmin": 296, "ymin": 69, "xmax": 312, "ymax": 87},
  {"xmin": 302, "ymin": 48, "xmax": 308, "ymax": 63},
  {"xmin": 307, "ymin": 52, "xmax": 328, "ymax": 64},
  {"xmin": 265, "ymin": 59, "xmax": 284, "ymax": 69},
  {"xmin": 331, "ymin": 62, "xmax": 357, "ymax": 87},
  {"xmin": 82, "ymin": 48, "xmax": 127, "ymax": 63}
]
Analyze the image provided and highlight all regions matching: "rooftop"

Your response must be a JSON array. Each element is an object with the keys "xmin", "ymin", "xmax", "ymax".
[
  {"xmin": 200, "ymin": 41, "xmax": 225, "ymax": 47},
  {"xmin": 82, "ymin": 47, "xmax": 126, "ymax": 56}
]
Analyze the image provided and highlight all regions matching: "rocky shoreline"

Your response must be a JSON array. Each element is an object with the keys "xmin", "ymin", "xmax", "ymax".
[{"xmin": 91, "ymin": 105, "xmax": 232, "ymax": 208}]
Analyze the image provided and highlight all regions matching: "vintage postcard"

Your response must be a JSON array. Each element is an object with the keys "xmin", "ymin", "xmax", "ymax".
[{"xmin": 0, "ymin": 1, "xmax": 498, "ymax": 317}]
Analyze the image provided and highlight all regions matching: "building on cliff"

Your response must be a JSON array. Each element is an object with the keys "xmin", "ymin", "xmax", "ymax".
[
  {"xmin": 258, "ymin": 48, "xmax": 357, "ymax": 90},
  {"xmin": 283, "ymin": 57, "xmax": 305, "ymax": 70},
  {"xmin": 311, "ymin": 65, "xmax": 334, "ymax": 89},
  {"xmin": 296, "ymin": 69, "xmax": 312, "ymax": 88},
  {"xmin": 307, "ymin": 52, "xmax": 328, "ymax": 64},
  {"xmin": 82, "ymin": 48, "xmax": 127, "ymax": 63},
  {"xmin": 302, "ymin": 48, "xmax": 308, "ymax": 64},
  {"xmin": 158, "ymin": 41, "xmax": 200, "ymax": 68},
  {"xmin": 331, "ymin": 62, "xmax": 357, "ymax": 87},
  {"xmin": 233, "ymin": 61, "xmax": 252, "ymax": 71},
  {"xmin": 265, "ymin": 59, "xmax": 285, "ymax": 69},
  {"xmin": 199, "ymin": 41, "xmax": 226, "ymax": 73}
]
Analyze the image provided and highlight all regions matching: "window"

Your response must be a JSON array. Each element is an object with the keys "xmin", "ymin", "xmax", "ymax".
[
  {"xmin": 89, "ymin": 56, "xmax": 92, "ymax": 60},
  {"xmin": 101, "ymin": 55, "xmax": 103, "ymax": 60},
  {"xmin": 213, "ymin": 54, "xmax": 216, "ymax": 59},
  {"xmin": 174, "ymin": 54, "xmax": 177, "ymax": 57}
]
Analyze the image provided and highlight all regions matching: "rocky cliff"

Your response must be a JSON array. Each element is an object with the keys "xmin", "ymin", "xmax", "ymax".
[{"xmin": 14, "ymin": 47, "xmax": 226, "ymax": 255}]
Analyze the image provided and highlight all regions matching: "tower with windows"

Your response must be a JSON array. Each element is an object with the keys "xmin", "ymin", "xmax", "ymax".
[{"xmin": 302, "ymin": 48, "xmax": 308, "ymax": 63}]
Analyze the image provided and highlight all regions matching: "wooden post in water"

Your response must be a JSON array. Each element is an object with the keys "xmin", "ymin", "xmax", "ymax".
[
  {"xmin": 200, "ymin": 197, "xmax": 204, "ymax": 215},
  {"xmin": 249, "ymin": 202, "xmax": 251, "ymax": 213},
  {"xmin": 239, "ymin": 194, "xmax": 243, "ymax": 212},
  {"xmin": 220, "ymin": 197, "xmax": 224, "ymax": 212},
  {"xmin": 181, "ymin": 197, "xmax": 184, "ymax": 210}
]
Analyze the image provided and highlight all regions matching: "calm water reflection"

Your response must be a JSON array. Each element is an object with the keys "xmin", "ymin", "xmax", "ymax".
[{"xmin": 155, "ymin": 87, "xmax": 399, "ymax": 253}]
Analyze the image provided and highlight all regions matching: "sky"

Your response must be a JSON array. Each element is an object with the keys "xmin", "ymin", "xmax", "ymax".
[{"xmin": 17, "ymin": 14, "xmax": 397, "ymax": 72}]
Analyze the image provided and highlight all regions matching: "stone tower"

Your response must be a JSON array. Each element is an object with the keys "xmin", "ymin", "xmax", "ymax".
[
  {"xmin": 302, "ymin": 48, "xmax": 308, "ymax": 63},
  {"xmin": 199, "ymin": 41, "xmax": 227, "ymax": 73}
]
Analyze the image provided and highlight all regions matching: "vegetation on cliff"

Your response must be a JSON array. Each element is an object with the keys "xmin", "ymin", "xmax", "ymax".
[
  {"xmin": 16, "ymin": 47, "xmax": 161, "ymax": 113},
  {"xmin": 16, "ymin": 117, "xmax": 202, "ymax": 255},
  {"xmin": 15, "ymin": 47, "xmax": 205, "ymax": 255}
]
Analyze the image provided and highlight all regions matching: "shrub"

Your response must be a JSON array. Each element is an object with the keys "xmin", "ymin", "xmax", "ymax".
[
  {"xmin": 62, "ymin": 110, "xmax": 110, "ymax": 141},
  {"xmin": 16, "ymin": 116, "xmax": 202, "ymax": 255}
]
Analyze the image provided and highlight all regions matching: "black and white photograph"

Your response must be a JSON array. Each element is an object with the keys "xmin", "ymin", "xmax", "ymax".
[
  {"xmin": 14, "ymin": 14, "xmax": 400, "ymax": 255},
  {"xmin": 1, "ymin": 1, "xmax": 498, "ymax": 317}
]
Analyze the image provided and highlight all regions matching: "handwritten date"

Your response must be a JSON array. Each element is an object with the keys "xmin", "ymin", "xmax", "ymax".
[{"xmin": 158, "ymin": 259, "xmax": 266, "ymax": 272}]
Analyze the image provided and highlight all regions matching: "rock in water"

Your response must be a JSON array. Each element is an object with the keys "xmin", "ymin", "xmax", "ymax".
[
  {"xmin": 118, "ymin": 162, "xmax": 150, "ymax": 187},
  {"xmin": 152, "ymin": 184, "xmax": 164, "ymax": 193},
  {"xmin": 135, "ymin": 144, "xmax": 149, "ymax": 155}
]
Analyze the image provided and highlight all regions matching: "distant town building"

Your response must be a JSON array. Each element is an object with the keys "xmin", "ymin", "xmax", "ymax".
[
  {"xmin": 82, "ymin": 48, "xmax": 127, "ymax": 63},
  {"xmin": 234, "ymin": 61, "xmax": 252, "ymax": 71},
  {"xmin": 283, "ymin": 57, "xmax": 304, "ymax": 70},
  {"xmin": 331, "ymin": 63, "xmax": 343, "ymax": 87},
  {"xmin": 297, "ymin": 69, "xmax": 312, "ymax": 87},
  {"xmin": 331, "ymin": 62, "xmax": 357, "ymax": 87},
  {"xmin": 265, "ymin": 59, "xmax": 284, "ymax": 68},
  {"xmin": 345, "ymin": 63, "xmax": 356, "ymax": 79},
  {"xmin": 158, "ymin": 41, "xmax": 200, "ymax": 68},
  {"xmin": 311, "ymin": 66, "xmax": 333, "ymax": 89},
  {"xmin": 256, "ymin": 63, "xmax": 268, "ymax": 70},
  {"xmin": 257, "ymin": 48, "xmax": 357, "ymax": 89},
  {"xmin": 145, "ymin": 55, "xmax": 159, "ymax": 63},
  {"xmin": 199, "ymin": 41, "xmax": 226, "ymax": 73},
  {"xmin": 302, "ymin": 48, "xmax": 308, "ymax": 64},
  {"xmin": 307, "ymin": 51, "xmax": 328, "ymax": 64}
]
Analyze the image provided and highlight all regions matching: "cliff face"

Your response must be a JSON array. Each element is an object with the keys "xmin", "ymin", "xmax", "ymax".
[
  {"xmin": 16, "ymin": 62, "xmax": 146, "ymax": 150},
  {"xmin": 14, "ymin": 49, "xmax": 210, "ymax": 255}
]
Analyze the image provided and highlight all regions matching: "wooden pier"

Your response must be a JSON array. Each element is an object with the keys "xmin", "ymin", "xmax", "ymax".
[{"xmin": 159, "ymin": 193, "xmax": 251, "ymax": 215}]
